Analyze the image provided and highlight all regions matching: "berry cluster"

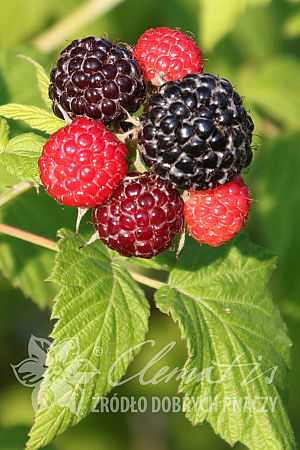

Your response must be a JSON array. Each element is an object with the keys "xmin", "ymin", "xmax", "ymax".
[{"xmin": 39, "ymin": 27, "xmax": 254, "ymax": 259}]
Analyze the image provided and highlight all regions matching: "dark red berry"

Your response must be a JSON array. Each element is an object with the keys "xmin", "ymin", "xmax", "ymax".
[
  {"xmin": 93, "ymin": 172, "xmax": 184, "ymax": 258},
  {"xmin": 49, "ymin": 37, "xmax": 146, "ymax": 124}
]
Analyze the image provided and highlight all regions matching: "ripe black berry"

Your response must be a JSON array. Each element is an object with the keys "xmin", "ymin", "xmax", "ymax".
[
  {"xmin": 49, "ymin": 37, "xmax": 146, "ymax": 124},
  {"xmin": 139, "ymin": 73, "xmax": 254, "ymax": 190},
  {"xmin": 93, "ymin": 172, "xmax": 184, "ymax": 258}
]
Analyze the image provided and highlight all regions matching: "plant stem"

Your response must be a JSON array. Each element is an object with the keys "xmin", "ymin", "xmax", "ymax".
[
  {"xmin": 0, "ymin": 181, "xmax": 32, "ymax": 208},
  {"xmin": 32, "ymin": 0, "xmax": 125, "ymax": 54},
  {"xmin": 126, "ymin": 270, "xmax": 165, "ymax": 290},
  {"xmin": 0, "ymin": 223, "xmax": 164, "ymax": 289},
  {"xmin": 0, "ymin": 224, "xmax": 58, "ymax": 251}
]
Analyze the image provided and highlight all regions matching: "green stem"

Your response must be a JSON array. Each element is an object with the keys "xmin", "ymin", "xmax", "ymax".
[
  {"xmin": 0, "ymin": 223, "xmax": 164, "ymax": 290},
  {"xmin": 32, "ymin": 0, "xmax": 126, "ymax": 54},
  {"xmin": 126, "ymin": 270, "xmax": 165, "ymax": 290},
  {"xmin": 0, "ymin": 224, "xmax": 58, "ymax": 251},
  {"xmin": 0, "ymin": 181, "xmax": 32, "ymax": 208}
]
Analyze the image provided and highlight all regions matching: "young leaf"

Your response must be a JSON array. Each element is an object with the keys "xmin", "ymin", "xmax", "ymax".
[
  {"xmin": 0, "ymin": 133, "xmax": 46, "ymax": 183},
  {"xmin": 199, "ymin": 0, "xmax": 271, "ymax": 51},
  {"xmin": 27, "ymin": 229, "xmax": 150, "ymax": 449},
  {"xmin": 155, "ymin": 234, "xmax": 295, "ymax": 449},
  {"xmin": 0, "ymin": 118, "xmax": 9, "ymax": 151},
  {"xmin": 0, "ymin": 104, "xmax": 65, "ymax": 134},
  {"xmin": 18, "ymin": 55, "xmax": 52, "ymax": 109},
  {"xmin": 0, "ymin": 47, "xmax": 50, "ymax": 108}
]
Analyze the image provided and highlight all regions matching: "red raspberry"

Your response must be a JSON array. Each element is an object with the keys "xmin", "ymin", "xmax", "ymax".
[
  {"xmin": 93, "ymin": 172, "xmax": 184, "ymax": 258},
  {"xmin": 38, "ymin": 117, "xmax": 127, "ymax": 208},
  {"xmin": 184, "ymin": 176, "xmax": 251, "ymax": 247},
  {"xmin": 134, "ymin": 27, "xmax": 203, "ymax": 83}
]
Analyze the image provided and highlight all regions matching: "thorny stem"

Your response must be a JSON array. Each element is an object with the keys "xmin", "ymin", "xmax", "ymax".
[
  {"xmin": 0, "ymin": 182, "xmax": 33, "ymax": 208},
  {"xmin": 0, "ymin": 223, "xmax": 165, "ymax": 290},
  {"xmin": 32, "ymin": 0, "xmax": 125, "ymax": 54}
]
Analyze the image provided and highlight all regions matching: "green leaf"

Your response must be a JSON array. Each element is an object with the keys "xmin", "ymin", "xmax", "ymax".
[
  {"xmin": 111, "ymin": 240, "xmax": 180, "ymax": 272},
  {"xmin": 0, "ymin": 183, "xmax": 77, "ymax": 307},
  {"xmin": 0, "ymin": 166, "xmax": 18, "ymax": 194},
  {"xmin": 27, "ymin": 229, "xmax": 150, "ymax": 449},
  {"xmin": 18, "ymin": 56, "xmax": 52, "ymax": 109},
  {"xmin": 199, "ymin": 0, "xmax": 271, "ymax": 51},
  {"xmin": 248, "ymin": 132, "xmax": 300, "ymax": 310},
  {"xmin": 238, "ymin": 57, "xmax": 300, "ymax": 130},
  {"xmin": 0, "ymin": 133, "xmax": 45, "ymax": 183},
  {"xmin": 155, "ymin": 234, "xmax": 295, "ymax": 449},
  {"xmin": 0, "ymin": 47, "xmax": 50, "ymax": 109},
  {"xmin": 284, "ymin": 7, "xmax": 300, "ymax": 37},
  {"xmin": 0, "ymin": 104, "xmax": 65, "ymax": 135},
  {"xmin": 0, "ymin": 118, "xmax": 9, "ymax": 151},
  {"xmin": 0, "ymin": 0, "xmax": 51, "ymax": 48}
]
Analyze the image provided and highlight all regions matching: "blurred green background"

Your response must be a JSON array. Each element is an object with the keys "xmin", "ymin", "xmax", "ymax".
[{"xmin": 0, "ymin": 0, "xmax": 299, "ymax": 448}]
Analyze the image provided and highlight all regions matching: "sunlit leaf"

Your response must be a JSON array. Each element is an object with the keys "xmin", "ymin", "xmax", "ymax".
[{"xmin": 156, "ymin": 234, "xmax": 294, "ymax": 449}]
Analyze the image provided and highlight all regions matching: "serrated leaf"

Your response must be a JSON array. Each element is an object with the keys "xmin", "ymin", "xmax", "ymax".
[
  {"xmin": 0, "ymin": 104, "xmax": 65, "ymax": 135},
  {"xmin": 0, "ymin": 133, "xmax": 45, "ymax": 183},
  {"xmin": 0, "ymin": 118, "xmax": 9, "ymax": 151},
  {"xmin": 199, "ymin": 0, "xmax": 270, "ymax": 51},
  {"xmin": 155, "ymin": 234, "xmax": 295, "ymax": 449},
  {"xmin": 238, "ymin": 57, "xmax": 300, "ymax": 130},
  {"xmin": 19, "ymin": 56, "xmax": 52, "ymax": 109},
  {"xmin": 27, "ymin": 229, "xmax": 150, "ymax": 449},
  {"xmin": 0, "ymin": 184, "xmax": 77, "ymax": 307}
]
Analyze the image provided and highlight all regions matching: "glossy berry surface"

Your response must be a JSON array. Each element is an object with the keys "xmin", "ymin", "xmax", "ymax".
[
  {"xmin": 184, "ymin": 176, "xmax": 251, "ymax": 246},
  {"xmin": 139, "ymin": 73, "xmax": 253, "ymax": 191},
  {"xmin": 38, "ymin": 118, "xmax": 127, "ymax": 208},
  {"xmin": 134, "ymin": 27, "xmax": 203, "ymax": 82},
  {"xmin": 49, "ymin": 36, "xmax": 146, "ymax": 124},
  {"xmin": 93, "ymin": 172, "xmax": 184, "ymax": 258}
]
